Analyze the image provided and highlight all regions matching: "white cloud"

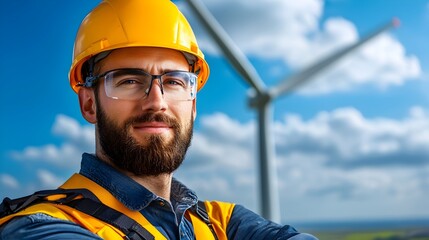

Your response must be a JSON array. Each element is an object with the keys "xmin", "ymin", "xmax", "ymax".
[
  {"xmin": 181, "ymin": 0, "xmax": 421, "ymax": 94},
  {"xmin": 10, "ymin": 114, "xmax": 94, "ymax": 167},
  {"xmin": 273, "ymin": 106, "xmax": 429, "ymax": 167},
  {"xmin": 37, "ymin": 169, "xmax": 64, "ymax": 189},
  {"xmin": 179, "ymin": 108, "xmax": 429, "ymax": 219},
  {"xmin": 6, "ymin": 108, "xmax": 429, "ymax": 221},
  {"xmin": 300, "ymin": 33, "xmax": 421, "ymax": 94},
  {"xmin": 185, "ymin": 112, "xmax": 255, "ymax": 168},
  {"xmin": 52, "ymin": 114, "xmax": 95, "ymax": 150},
  {"xmin": 0, "ymin": 174, "xmax": 19, "ymax": 189}
]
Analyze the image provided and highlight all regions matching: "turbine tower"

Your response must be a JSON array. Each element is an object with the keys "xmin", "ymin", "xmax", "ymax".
[{"xmin": 185, "ymin": 0, "xmax": 399, "ymax": 222}]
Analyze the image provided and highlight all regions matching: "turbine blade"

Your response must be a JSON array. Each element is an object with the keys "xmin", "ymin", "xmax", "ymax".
[
  {"xmin": 270, "ymin": 18, "xmax": 399, "ymax": 98},
  {"xmin": 185, "ymin": 0, "xmax": 267, "ymax": 95}
]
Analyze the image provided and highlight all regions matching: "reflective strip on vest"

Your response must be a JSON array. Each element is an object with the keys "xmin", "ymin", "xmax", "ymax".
[{"xmin": 1, "ymin": 173, "xmax": 234, "ymax": 240}]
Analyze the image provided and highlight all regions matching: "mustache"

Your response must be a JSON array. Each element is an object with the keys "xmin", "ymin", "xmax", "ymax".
[{"xmin": 125, "ymin": 113, "xmax": 180, "ymax": 128}]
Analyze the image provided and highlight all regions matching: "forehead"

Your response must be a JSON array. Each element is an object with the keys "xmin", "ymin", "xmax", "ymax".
[{"xmin": 98, "ymin": 47, "xmax": 189, "ymax": 72}]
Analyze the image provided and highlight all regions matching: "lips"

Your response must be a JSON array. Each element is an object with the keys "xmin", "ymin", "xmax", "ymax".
[
  {"xmin": 134, "ymin": 121, "xmax": 170, "ymax": 128},
  {"xmin": 133, "ymin": 121, "xmax": 172, "ymax": 134}
]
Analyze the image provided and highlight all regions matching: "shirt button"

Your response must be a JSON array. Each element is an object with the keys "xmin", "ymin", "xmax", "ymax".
[{"xmin": 159, "ymin": 201, "xmax": 165, "ymax": 206}]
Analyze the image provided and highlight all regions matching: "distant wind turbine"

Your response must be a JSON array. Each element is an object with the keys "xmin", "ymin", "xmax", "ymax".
[{"xmin": 185, "ymin": 0, "xmax": 400, "ymax": 222}]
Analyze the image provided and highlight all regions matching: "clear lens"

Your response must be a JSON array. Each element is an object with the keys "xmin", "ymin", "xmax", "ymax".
[{"xmin": 102, "ymin": 68, "xmax": 197, "ymax": 101}]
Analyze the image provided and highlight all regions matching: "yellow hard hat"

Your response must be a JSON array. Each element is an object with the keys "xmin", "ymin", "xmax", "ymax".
[{"xmin": 69, "ymin": 0, "xmax": 209, "ymax": 93}]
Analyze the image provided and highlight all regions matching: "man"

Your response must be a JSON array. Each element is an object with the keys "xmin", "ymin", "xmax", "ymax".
[{"xmin": 0, "ymin": 0, "xmax": 317, "ymax": 239}]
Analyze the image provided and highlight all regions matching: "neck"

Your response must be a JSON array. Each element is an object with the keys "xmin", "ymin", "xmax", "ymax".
[
  {"xmin": 95, "ymin": 147, "xmax": 173, "ymax": 201},
  {"xmin": 128, "ymin": 173, "xmax": 173, "ymax": 201}
]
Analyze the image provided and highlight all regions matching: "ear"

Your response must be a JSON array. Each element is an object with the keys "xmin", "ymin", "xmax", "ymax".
[{"xmin": 78, "ymin": 87, "xmax": 97, "ymax": 124}]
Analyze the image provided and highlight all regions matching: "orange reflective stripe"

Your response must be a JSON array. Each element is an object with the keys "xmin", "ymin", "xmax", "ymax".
[
  {"xmin": 0, "ymin": 203, "xmax": 71, "ymax": 226},
  {"xmin": 187, "ymin": 210, "xmax": 216, "ymax": 240},
  {"xmin": 60, "ymin": 173, "xmax": 167, "ymax": 240},
  {"xmin": 54, "ymin": 204, "xmax": 126, "ymax": 238},
  {"xmin": 198, "ymin": 201, "xmax": 235, "ymax": 240},
  {"xmin": 0, "ymin": 203, "xmax": 127, "ymax": 238}
]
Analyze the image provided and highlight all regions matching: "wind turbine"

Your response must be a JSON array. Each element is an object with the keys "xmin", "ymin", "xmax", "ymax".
[{"xmin": 185, "ymin": 0, "xmax": 400, "ymax": 222}]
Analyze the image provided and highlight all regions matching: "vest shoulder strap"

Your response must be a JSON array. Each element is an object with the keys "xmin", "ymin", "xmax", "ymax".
[
  {"xmin": 0, "ymin": 189, "xmax": 154, "ymax": 240},
  {"xmin": 67, "ymin": 197, "xmax": 154, "ymax": 240},
  {"xmin": 0, "ymin": 188, "xmax": 96, "ymax": 218},
  {"xmin": 187, "ymin": 201, "xmax": 219, "ymax": 240},
  {"xmin": 0, "ymin": 175, "xmax": 227, "ymax": 240},
  {"xmin": 197, "ymin": 201, "xmax": 235, "ymax": 240}
]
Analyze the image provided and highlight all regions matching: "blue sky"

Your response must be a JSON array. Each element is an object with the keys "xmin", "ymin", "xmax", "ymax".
[{"xmin": 1, "ymin": 0, "xmax": 429, "ymax": 224}]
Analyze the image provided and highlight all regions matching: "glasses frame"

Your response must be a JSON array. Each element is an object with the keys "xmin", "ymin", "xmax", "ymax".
[{"xmin": 82, "ymin": 68, "xmax": 198, "ymax": 101}]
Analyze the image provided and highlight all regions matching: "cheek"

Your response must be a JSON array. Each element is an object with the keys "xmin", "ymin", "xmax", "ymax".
[
  {"xmin": 99, "ymin": 98, "xmax": 138, "ymax": 124},
  {"xmin": 171, "ymin": 103, "xmax": 194, "ymax": 125}
]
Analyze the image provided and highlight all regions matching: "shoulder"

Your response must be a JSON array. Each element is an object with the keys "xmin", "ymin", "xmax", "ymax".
[
  {"xmin": 0, "ymin": 213, "xmax": 101, "ymax": 240},
  {"xmin": 226, "ymin": 204, "xmax": 319, "ymax": 240},
  {"xmin": 202, "ymin": 200, "xmax": 235, "ymax": 218},
  {"xmin": 200, "ymin": 201, "xmax": 235, "ymax": 226}
]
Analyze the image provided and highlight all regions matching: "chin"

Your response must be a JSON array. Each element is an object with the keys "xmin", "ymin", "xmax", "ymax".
[{"xmin": 133, "ymin": 132, "xmax": 174, "ymax": 146}]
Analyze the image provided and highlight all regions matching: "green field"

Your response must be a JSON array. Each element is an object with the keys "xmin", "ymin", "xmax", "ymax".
[{"xmin": 309, "ymin": 227, "xmax": 429, "ymax": 240}]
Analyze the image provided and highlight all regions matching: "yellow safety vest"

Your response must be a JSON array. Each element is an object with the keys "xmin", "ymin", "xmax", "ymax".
[{"xmin": 0, "ymin": 174, "xmax": 235, "ymax": 240}]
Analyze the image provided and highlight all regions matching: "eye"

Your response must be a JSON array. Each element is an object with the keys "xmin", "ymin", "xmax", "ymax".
[
  {"xmin": 120, "ymin": 79, "xmax": 139, "ymax": 85},
  {"xmin": 114, "ymin": 76, "xmax": 144, "ymax": 87},
  {"xmin": 163, "ymin": 77, "xmax": 186, "ymax": 87}
]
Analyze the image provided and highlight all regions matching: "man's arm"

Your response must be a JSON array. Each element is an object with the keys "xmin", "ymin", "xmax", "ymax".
[
  {"xmin": 226, "ymin": 205, "xmax": 318, "ymax": 240},
  {"xmin": 0, "ymin": 213, "xmax": 101, "ymax": 240}
]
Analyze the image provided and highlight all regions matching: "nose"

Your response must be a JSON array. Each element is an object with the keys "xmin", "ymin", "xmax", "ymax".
[{"xmin": 141, "ymin": 79, "xmax": 168, "ymax": 112}]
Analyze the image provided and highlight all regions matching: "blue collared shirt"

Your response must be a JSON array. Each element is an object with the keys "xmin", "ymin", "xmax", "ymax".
[{"xmin": 0, "ymin": 153, "xmax": 317, "ymax": 240}]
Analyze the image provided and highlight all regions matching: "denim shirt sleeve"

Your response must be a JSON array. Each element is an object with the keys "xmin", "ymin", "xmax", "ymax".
[
  {"xmin": 227, "ymin": 205, "xmax": 318, "ymax": 240},
  {"xmin": 0, "ymin": 213, "xmax": 102, "ymax": 240}
]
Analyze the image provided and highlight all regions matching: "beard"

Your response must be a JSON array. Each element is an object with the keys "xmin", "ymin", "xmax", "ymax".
[{"xmin": 96, "ymin": 104, "xmax": 193, "ymax": 176}]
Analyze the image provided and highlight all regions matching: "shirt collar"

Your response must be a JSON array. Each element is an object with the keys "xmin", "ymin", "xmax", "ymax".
[{"xmin": 79, "ymin": 153, "xmax": 198, "ymax": 211}]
